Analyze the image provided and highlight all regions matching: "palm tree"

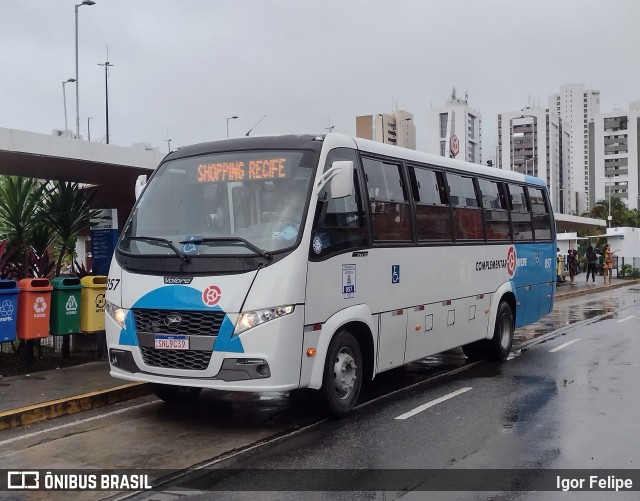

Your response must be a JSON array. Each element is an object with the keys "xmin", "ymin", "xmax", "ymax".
[
  {"xmin": 586, "ymin": 198, "xmax": 629, "ymax": 227},
  {"xmin": 41, "ymin": 181, "xmax": 101, "ymax": 277},
  {"xmin": 0, "ymin": 176, "xmax": 45, "ymax": 279}
]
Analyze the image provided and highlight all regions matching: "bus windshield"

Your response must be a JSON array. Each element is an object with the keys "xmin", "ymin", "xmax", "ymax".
[{"xmin": 119, "ymin": 150, "xmax": 317, "ymax": 259}]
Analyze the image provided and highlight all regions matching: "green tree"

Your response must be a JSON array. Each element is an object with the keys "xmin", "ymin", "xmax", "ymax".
[
  {"xmin": 585, "ymin": 197, "xmax": 630, "ymax": 227},
  {"xmin": 0, "ymin": 176, "xmax": 46, "ymax": 278},
  {"xmin": 41, "ymin": 181, "xmax": 101, "ymax": 276}
]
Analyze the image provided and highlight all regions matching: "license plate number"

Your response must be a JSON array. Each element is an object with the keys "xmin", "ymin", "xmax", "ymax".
[{"xmin": 154, "ymin": 335, "xmax": 189, "ymax": 350}]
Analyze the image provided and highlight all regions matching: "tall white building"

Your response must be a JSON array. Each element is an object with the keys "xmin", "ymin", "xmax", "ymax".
[
  {"xmin": 355, "ymin": 110, "xmax": 416, "ymax": 149},
  {"xmin": 590, "ymin": 101, "xmax": 640, "ymax": 211},
  {"xmin": 548, "ymin": 83, "xmax": 600, "ymax": 213},
  {"xmin": 427, "ymin": 89, "xmax": 482, "ymax": 164},
  {"xmin": 497, "ymin": 107, "xmax": 570, "ymax": 213}
]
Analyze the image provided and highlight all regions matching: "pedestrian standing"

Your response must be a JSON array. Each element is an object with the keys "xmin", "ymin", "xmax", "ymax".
[
  {"xmin": 602, "ymin": 244, "xmax": 613, "ymax": 284},
  {"xmin": 585, "ymin": 244, "xmax": 597, "ymax": 283},
  {"xmin": 556, "ymin": 247, "xmax": 565, "ymax": 283},
  {"xmin": 567, "ymin": 247, "xmax": 579, "ymax": 285}
]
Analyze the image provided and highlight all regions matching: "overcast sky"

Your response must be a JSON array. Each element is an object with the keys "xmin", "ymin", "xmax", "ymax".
[{"xmin": 2, "ymin": 0, "xmax": 639, "ymax": 156}]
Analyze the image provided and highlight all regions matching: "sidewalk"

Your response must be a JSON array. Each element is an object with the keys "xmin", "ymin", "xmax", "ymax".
[{"xmin": 1, "ymin": 277, "xmax": 639, "ymax": 432}]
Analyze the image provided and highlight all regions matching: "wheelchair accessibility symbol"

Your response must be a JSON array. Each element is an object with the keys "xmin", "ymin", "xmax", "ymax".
[
  {"xmin": 392, "ymin": 265, "xmax": 400, "ymax": 284},
  {"xmin": 182, "ymin": 235, "xmax": 202, "ymax": 255}
]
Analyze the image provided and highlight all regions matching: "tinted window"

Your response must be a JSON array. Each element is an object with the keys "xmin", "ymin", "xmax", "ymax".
[
  {"xmin": 529, "ymin": 187, "xmax": 552, "ymax": 240},
  {"xmin": 310, "ymin": 148, "xmax": 369, "ymax": 259},
  {"xmin": 363, "ymin": 158, "xmax": 406, "ymax": 202},
  {"xmin": 477, "ymin": 179, "xmax": 510, "ymax": 240},
  {"xmin": 447, "ymin": 173, "xmax": 484, "ymax": 240},
  {"xmin": 448, "ymin": 174, "xmax": 479, "ymax": 208},
  {"xmin": 362, "ymin": 157, "xmax": 412, "ymax": 241},
  {"xmin": 409, "ymin": 166, "xmax": 453, "ymax": 241},
  {"xmin": 507, "ymin": 184, "xmax": 533, "ymax": 241}
]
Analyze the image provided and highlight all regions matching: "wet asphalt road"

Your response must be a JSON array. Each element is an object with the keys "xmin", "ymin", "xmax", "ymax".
[
  {"xmin": 0, "ymin": 286, "xmax": 639, "ymax": 500},
  {"xmin": 146, "ymin": 295, "xmax": 640, "ymax": 500}
]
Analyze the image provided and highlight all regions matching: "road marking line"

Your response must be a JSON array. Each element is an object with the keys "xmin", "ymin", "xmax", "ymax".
[
  {"xmin": 0, "ymin": 401, "xmax": 156, "ymax": 448},
  {"xmin": 618, "ymin": 316, "xmax": 635, "ymax": 323},
  {"xmin": 394, "ymin": 387, "xmax": 472, "ymax": 420},
  {"xmin": 549, "ymin": 339, "xmax": 581, "ymax": 352}
]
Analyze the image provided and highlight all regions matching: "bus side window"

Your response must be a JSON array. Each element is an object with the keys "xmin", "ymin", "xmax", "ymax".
[
  {"xmin": 310, "ymin": 148, "xmax": 369, "ymax": 259},
  {"xmin": 529, "ymin": 187, "xmax": 552, "ymax": 240},
  {"xmin": 477, "ymin": 178, "xmax": 510, "ymax": 241},
  {"xmin": 507, "ymin": 183, "xmax": 533, "ymax": 241},
  {"xmin": 447, "ymin": 173, "xmax": 484, "ymax": 241},
  {"xmin": 362, "ymin": 157, "xmax": 412, "ymax": 242},
  {"xmin": 409, "ymin": 165, "xmax": 453, "ymax": 241}
]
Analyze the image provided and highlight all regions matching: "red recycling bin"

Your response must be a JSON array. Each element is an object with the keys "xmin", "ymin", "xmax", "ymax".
[{"xmin": 17, "ymin": 278, "xmax": 53, "ymax": 340}]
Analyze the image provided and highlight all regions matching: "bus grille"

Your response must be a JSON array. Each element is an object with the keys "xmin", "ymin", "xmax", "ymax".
[
  {"xmin": 140, "ymin": 347, "xmax": 212, "ymax": 371},
  {"xmin": 133, "ymin": 309, "xmax": 225, "ymax": 336}
]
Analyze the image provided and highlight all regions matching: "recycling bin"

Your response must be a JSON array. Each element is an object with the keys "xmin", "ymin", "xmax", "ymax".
[
  {"xmin": 17, "ymin": 278, "xmax": 53, "ymax": 340},
  {"xmin": 50, "ymin": 277, "xmax": 82, "ymax": 335},
  {"xmin": 80, "ymin": 276, "xmax": 107, "ymax": 332},
  {"xmin": 0, "ymin": 279, "xmax": 19, "ymax": 343}
]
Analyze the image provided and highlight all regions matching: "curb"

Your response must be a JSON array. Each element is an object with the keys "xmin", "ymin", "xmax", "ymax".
[
  {"xmin": 555, "ymin": 279, "xmax": 640, "ymax": 300},
  {"xmin": 0, "ymin": 382, "xmax": 150, "ymax": 432}
]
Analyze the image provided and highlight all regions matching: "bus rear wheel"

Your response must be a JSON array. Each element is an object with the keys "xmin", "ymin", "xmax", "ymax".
[
  {"xmin": 462, "ymin": 301, "xmax": 514, "ymax": 361},
  {"xmin": 322, "ymin": 330, "xmax": 362, "ymax": 418},
  {"xmin": 150, "ymin": 383, "xmax": 202, "ymax": 403}
]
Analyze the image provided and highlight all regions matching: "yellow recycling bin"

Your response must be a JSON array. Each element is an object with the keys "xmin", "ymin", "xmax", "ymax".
[{"xmin": 80, "ymin": 275, "xmax": 108, "ymax": 332}]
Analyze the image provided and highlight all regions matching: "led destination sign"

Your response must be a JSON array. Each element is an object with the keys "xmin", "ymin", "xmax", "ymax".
[{"xmin": 197, "ymin": 157, "xmax": 288, "ymax": 183}]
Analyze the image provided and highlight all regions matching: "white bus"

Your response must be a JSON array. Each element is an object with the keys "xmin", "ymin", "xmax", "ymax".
[{"xmin": 106, "ymin": 133, "xmax": 556, "ymax": 416}]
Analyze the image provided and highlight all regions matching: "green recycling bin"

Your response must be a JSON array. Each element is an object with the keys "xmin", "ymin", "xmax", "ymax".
[
  {"xmin": 50, "ymin": 276, "xmax": 82, "ymax": 335},
  {"xmin": 80, "ymin": 276, "xmax": 107, "ymax": 332}
]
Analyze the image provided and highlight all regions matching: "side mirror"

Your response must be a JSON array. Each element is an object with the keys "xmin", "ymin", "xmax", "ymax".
[
  {"xmin": 135, "ymin": 175, "xmax": 148, "ymax": 200},
  {"xmin": 328, "ymin": 161, "xmax": 354, "ymax": 199}
]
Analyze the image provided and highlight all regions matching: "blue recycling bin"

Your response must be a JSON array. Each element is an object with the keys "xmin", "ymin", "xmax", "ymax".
[{"xmin": 0, "ymin": 279, "xmax": 19, "ymax": 343}]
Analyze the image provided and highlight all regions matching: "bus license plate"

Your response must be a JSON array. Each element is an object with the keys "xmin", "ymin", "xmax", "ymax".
[{"xmin": 155, "ymin": 335, "xmax": 189, "ymax": 350}]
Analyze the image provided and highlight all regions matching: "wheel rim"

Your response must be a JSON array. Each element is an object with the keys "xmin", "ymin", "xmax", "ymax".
[
  {"xmin": 332, "ymin": 347, "xmax": 357, "ymax": 400},
  {"xmin": 499, "ymin": 312, "xmax": 513, "ymax": 350}
]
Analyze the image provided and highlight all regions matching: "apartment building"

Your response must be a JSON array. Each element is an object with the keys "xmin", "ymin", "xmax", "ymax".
[
  {"xmin": 590, "ymin": 101, "xmax": 640, "ymax": 211},
  {"xmin": 549, "ymin": 83, "xmax": 600, "ymax": 213},
  {"xmin": 497, "ymin": 107, "xmax": 569, "ymax": 213},
  {"xmin": 355, "ymin": 110, "xmax": 416, "ymax": 149},
  {"xmin": 427, "ymin": 90, "xmax": 482, "ymax": 164}
]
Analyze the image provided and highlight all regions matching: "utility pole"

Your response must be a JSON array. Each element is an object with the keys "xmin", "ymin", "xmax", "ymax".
[
  {"xmin": 98, "ymin": 58, "xmax": 114, "ymax": 144},
  {"xmin": 165, "ymin": 129, "xmax": 172, "ymax": 152}
]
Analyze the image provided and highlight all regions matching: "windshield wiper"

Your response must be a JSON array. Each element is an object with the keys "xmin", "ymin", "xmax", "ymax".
[
  {"xmin": 178, "ymin": 237, "xmax": 272, "ymax": 261},
  {"xmin": 126, "ymin": 236, "xmax": 191, "ymax": 263}
]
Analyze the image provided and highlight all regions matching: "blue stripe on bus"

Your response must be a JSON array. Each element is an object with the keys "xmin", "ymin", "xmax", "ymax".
[
  {"xmin": 523, "ymin": 174, "xmax": 546, "ymax": 186},
  {"xmin": 117, "ymin": 285, "xmax": 244, "ymax": 353}
]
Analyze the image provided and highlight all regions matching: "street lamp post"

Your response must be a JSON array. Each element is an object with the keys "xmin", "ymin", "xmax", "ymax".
[
  {"xmin": 74, "ymin": 0, "xmax": 96, "ymax": 138},
  {"xmin": 87, "ymin": 116, "xmax": 93, "ymax": 141},
  {"xmin": 524, "ymin": 156, "xmax": 536, "ymax": 176},
  {"xmin": 601, "ymin": 176, "xmax": 614, "ymax": 227},
  {"xmin": 98, "ymin": 60, "xmax": 113, "ymax": 144},
  {"xmin": 226, "ymin": 115, "xmax": 238, "ymax": 138},
  {"xmin": 62, "ymin": 78, "xmax": 76, "ymax": 135}
]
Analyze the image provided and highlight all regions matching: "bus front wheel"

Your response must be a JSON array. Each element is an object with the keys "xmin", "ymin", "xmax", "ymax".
[
  {"xmin": 150, "ymin": 383, "xmax": 202, "ymax": 403},
  {"xmin": 463, "ymin": 301, "xmax": 514, "ymax": 361},
  {"xmin": 322, "ymin": 330, "xmax": 362, "ymax": 418}
]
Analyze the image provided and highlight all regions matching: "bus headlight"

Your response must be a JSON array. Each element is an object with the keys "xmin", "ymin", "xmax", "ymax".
[
  {"xmin": 234, "ymin": 305, "xmax": 295, "ymax": 335},
  {"xmin": 106, "ymin": 301, "xmax": 128, "ymax": 329}
]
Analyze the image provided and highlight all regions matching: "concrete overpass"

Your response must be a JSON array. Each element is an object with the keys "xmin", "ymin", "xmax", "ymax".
[{"xmin": 0, "ymin": 127, "xmax": 165, "ymax": 228}]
